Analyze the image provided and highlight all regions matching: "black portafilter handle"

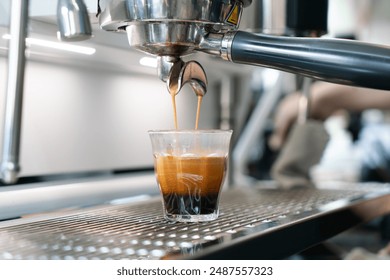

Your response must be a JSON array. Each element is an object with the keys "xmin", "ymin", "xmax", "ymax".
[{"xmin": 230, "ymin": 31, "xmax": 390, "ymax": 90}]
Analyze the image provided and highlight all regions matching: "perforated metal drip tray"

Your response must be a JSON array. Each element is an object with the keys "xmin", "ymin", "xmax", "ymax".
[{"xmin": 1, "ymin": 182, "xmax": 390, "ymax": 260}]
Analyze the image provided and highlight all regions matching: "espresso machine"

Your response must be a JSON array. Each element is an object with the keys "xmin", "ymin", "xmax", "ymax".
[
  {"xmin": 3, "ymin": 0, "xmax": 390, "ymax": 262},
  {"xmin": 2, "ymin": 0, "xmax": 390, "ymax": 185}
]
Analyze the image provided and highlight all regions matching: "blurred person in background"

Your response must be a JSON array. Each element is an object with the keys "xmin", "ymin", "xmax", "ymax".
[
  {"xmin": 270, "ymin": 0, "xmax": 390, "ymax": 183},
  {"xmin": 267, "ymin": 0, "xmax": 390, "ymax": 259},
  {"xmin": 269, "ymin": 82, "xmax": 390, "ymax": 183}
]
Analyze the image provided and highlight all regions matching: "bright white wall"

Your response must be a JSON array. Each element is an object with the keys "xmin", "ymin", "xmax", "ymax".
[
  {"xmin": 0, "ymin": 0, "xmax": 98, "ymax": 26},
  {"xmin": 328, "ymin": 0, "xmax": 390, "ymax": 45},
  {"xmin": 0, "ymin": 57, "xmax": 219, "ymax": 177}
]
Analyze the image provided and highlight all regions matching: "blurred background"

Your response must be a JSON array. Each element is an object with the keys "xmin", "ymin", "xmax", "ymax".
[{"xmin": 1, "ymin": 0, "xmax": 390, "ymax": 259}]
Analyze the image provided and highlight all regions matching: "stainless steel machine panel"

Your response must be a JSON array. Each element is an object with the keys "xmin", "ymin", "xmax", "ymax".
[{"xmin": 1, "ymin": 183, "xmax": 389, "ymax": 260}]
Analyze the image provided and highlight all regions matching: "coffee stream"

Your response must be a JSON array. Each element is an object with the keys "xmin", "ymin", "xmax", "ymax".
[
  {"xmin": 195, "ymin": 95, "xmax": 202, "ymax": 130},
  {"xmin": 171, "ymin": 93, "xmax": 179, "ymax": 129},
  {"xmin": 170, "ymin": 91, "xmax": 203, "ymax": 129}
]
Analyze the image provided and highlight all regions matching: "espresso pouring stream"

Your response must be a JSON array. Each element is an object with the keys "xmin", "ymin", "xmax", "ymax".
[{"xmin": 167, "ymin": 60, "xmax": 208, "ymax": 130}]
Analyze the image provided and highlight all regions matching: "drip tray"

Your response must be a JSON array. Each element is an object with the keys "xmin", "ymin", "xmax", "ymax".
[{"xmin": 1, "ymin": 183, "xmax": 390, "ymax": 260}]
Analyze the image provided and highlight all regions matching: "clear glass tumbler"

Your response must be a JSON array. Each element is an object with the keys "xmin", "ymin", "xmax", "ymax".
[{"xmin": 148, "ymin": 130, "xmax": 232, "ymax": 222}]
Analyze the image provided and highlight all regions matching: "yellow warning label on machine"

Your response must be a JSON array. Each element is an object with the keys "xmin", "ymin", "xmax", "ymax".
[{"xmin": 226, "ymin": 3, "xmax": 241, "ymax": 26}]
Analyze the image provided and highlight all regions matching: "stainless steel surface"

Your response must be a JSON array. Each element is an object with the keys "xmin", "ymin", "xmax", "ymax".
[
  {"xmin": 1, "ymin": 0, "xmax": 29, "ymax": 184},
  {"xmin": 157, "ymin": 56, "xmax": 183, "ymax": 83},
  {"xmin": 1, "ymin": 183, "xmax": 389, "ymax": 260},
  {"xmin": 57, "ymin": 0, "xmax": 92, "ymax": 41},
  {"xmin": 157, "ymin": 56, "xmax": 208, "ymax": 96},
  {"xmin": 0, "ymin": 173, "xmax": 157, "ymax": 221},
  {"xmin": 255, "ymin": 0, "xmax": 287, "ymax": 35},
  {"xmin": 99, "ymin": 0, "xmax": 246, "ymax": 93},
  {"xmin": 297, "ymin": 77, "xmax": 312, "ymax": 124},
  {"xmin": 167, "ymin": 61, "xmax": 208, "ymax": 97},
  {"xmin": 99, "ymin": 0, "xmax": 246, "ymax": 56}
]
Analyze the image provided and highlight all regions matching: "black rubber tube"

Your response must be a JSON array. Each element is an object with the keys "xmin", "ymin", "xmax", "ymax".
[{"xmin": 230, "ymin": 31, "xmax": 390, "ymax": 90}]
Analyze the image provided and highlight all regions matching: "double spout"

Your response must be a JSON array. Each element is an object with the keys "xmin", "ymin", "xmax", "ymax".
[{"xmin": 158, "ymin": 56, "xmax": 207, "ymax": 98}]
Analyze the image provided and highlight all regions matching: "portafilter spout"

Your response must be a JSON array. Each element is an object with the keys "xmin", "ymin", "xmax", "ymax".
[
  {"xmin": 167, "ymin": 59, "xmax": 208, "ymax": 98},
  {"xmin": 98, "ymin": 0, "xmax": 390, "ymax": 90},
  {"xmin": 166, "ymin": 58, "xmax": 208, "ymax": 130}
]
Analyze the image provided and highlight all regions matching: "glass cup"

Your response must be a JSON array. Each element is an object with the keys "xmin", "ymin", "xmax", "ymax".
[{"xmin": 148, "ymin": 130, "xmax": 233, "ymax": 222}]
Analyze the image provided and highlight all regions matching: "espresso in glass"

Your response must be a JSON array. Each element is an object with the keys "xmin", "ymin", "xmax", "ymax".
[
  {"xmin": 156, "ymin": 155, "xmax": 226, "ymax": 217},
  {"xmin": 149, "ymin": 130, "xmax": 232, "ymax": 222}
]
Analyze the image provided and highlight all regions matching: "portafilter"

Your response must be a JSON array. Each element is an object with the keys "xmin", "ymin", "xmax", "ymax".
[{"xmin": 98, "ymin": 0, "xmax": 390, "ymax": 91}]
